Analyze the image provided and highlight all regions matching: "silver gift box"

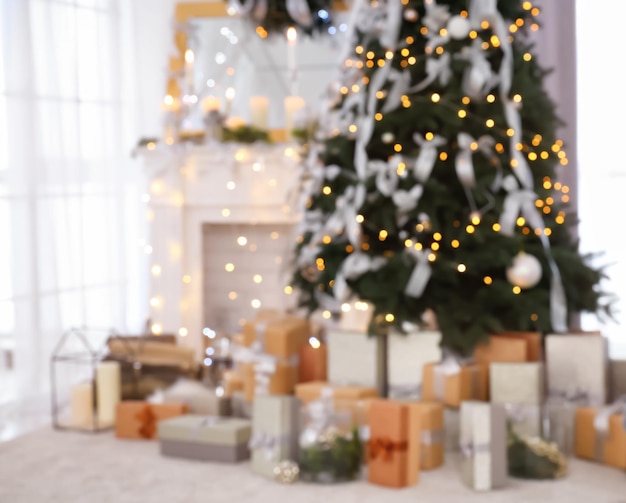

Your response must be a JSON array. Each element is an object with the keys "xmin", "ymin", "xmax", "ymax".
[
  {"xmin": 460, "ymin": 401, "xmax": 508, "ymax": 491},
  {"xmin": 250, "ymin": 395, "xmax": 301, "ymax": 478}
]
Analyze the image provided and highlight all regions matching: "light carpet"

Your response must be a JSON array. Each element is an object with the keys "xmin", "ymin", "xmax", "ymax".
[{"xmin": 0, "ymin": 427, "xmax": 624, "ymax": 503}]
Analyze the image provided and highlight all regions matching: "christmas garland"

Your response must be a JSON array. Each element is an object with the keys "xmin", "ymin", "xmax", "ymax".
[{"xmin": 226, "ymin": 0, "xmax": 337, "ymax": 36}]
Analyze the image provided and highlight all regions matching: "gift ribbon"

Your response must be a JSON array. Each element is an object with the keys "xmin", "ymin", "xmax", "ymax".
[
  {"xmin": 460, "ymin": 441, "xmax": 491, "ymax": 459},
  {"xmin": 192, "ymin": 416, "xmax": 223, "ymax": 441},
  {"xmin": 134, "ymin": 404, "xmax": 157, "ymax": 439},
  {"xmin": 503, "ymin": 402, "xmax": 542, "ymax": 438},
  {"xmin": 248, "ymin": 431, "xmax": 291, "ymax": 461},
  {"xmin": 388, "ymin": 383, "xmax": 422, "ymax": 400},
  {"xmin": 369, "ymin": 437, "xmax": 409, "ymax": 461}
]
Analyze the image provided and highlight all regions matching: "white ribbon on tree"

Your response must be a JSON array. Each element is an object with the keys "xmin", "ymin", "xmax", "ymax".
[
  {"xmin": 393, "ymin": 185, "xmax": 424, "ymax": 226},
  {"xmin": 367, "ymin": 159, "xmax": 399, "ymax": 196},
  {"xmin": 379, "ymin": 0, "xmax": 403, "ymax": 50},
  {"xmin": 413, "ymin": 133, "xmax": 447, "ymax": 182},
  {"xmin": 503, "ymin": 99, "xmax": 534, "ymax": 189},
  {"xmin": 334, "ymin": 251, "xmax": 387, "ymax": 302},
  {"xmin": 404, "ymin": 246, "xmax": 432, "ymax": 298},
  {"xmin": 323, "ymin": 183, "xmax": 366, "ymax": 246},
  {"xmin": 286, "ymin": 0, "xmax": 313, "ymax": 27},
  {"xmin": 228, "ymin": 0, "xmax": 256, "ymax": 16},
  {"xmin": 408, "ymin": 53, "xmax": 452, "ymax": 93},
  {"xmin": 252, "ymin": 0, "xmax": 268, "ymax": 21},
  {"xmin": 459, "ymin": 39, "xmax": 499, "ymax": 99},
  {"xmin": 382, "ymin": 69, "xmax": 412, "ymax": 114}
]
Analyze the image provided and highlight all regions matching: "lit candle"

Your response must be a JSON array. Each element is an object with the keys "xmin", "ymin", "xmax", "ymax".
[
  {"xmin": 70, "ymin": 381, "xmax": 94, "ymax": 429},
  {"xmin": 161, "ymin": 94, "xmax": 180, "ymax": 113},
  {"xmin": 96, "ymin": 361, "xmax": 121, "ymax": 427},
  {"xmin": 284, "ymin": 95, "xmax": 306, "ymax": 139},
  {"xmin": 201, "ymin": 95, "xmax": 222, "ymax": 113},
  {"xmin": 249, "ymin": 96, "xmax": 269, "ymax": 130},
  {"xmin": 286, "ymin": 26, "xmax": 298, "ymax": 95},
  {"xmin": 184, "ymin": 49, "xmax": 195, "ymax": 94},
  {"xmin": 225, "ymin": 87, "xmax": 236, "ymax": 117}
]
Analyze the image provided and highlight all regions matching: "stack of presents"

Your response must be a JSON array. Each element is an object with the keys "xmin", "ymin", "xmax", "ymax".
[{"xmin": 60, "ymin": 313, "xmax": 626, "ymax": 490}]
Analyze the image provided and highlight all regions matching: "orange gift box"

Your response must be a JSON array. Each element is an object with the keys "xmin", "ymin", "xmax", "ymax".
[
  {"xmin": 115, "ymin": 401, "xmax": 188, "ymax": 440},
  {"xmin": 222, "ymin": 370, "xmax": 244, "ymax": 397},
  {"xmin": 414, "ymin": 401, "xmax": 444, "ymax": 470},
  {"xmin": 421, "ymin": 363, "xmax": 487, "ymax": 408},
  {"xmin": 368, "ymin": 399, "xmax": 420, "ymax": 488},
  {"xmin": 242, "ymin": 315, "xmax": 310, "ymax": 358},
  {"xmin": 294, "ymin": 381, "xmax": 379, "ymax": 404},
  {"xmin": 574, "ymin": 407, "xmax": 626, "ymax": 469},
  {"xmin": 298, "ymin": 342, "xmax": 328, "ymax": 383},
  {"xmin": 241, "ymin": 360, "xmax": 298, "ymax": 402},
  {"xmin": 484, "ymin": 331, "xmax": 543, "ymax": 361}
]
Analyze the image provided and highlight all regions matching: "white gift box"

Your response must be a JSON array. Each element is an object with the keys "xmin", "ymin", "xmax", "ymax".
[
  {"xmin": 250, "ymin": 396, "xmax": 300, "ymax": 478},
  {"xmin": 545, "ymin": 334, "xmax": 609, "ymax": 406},
  {"xmin": 460, "ymin": 401, "xmax": 508, "ymax": 491},
  {"xmin": 490, "ymin": 362, "xmax": 544, "ymax": 439},
  {"xmin": 326, "ymin": 328, "xmax": 441, "ymax": 392}
]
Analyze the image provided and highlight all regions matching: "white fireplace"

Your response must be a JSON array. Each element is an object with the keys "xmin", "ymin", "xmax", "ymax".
[{"xmin": 140, "ymin": 142, "xmax": 302, "ymax": 358}]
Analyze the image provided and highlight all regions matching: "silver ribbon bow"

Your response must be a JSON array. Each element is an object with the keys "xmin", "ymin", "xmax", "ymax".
[
  {"xmin": 413, "ymin": 133, "xmax": 447, "ymax": 183},
  {"xmin": 404, "ymin": 246, "xmax": 432, "ymax": 298},
  {"xmin": 460, "ymin": 441, "xmax": 491, "ymax": 458},
  {"xmin": 334, "ymin": 252, "xmax": 387, "ymax": 302},
  {"xmin": 286, "ymin": 0, "xmax": 313, "ymax": 27}
]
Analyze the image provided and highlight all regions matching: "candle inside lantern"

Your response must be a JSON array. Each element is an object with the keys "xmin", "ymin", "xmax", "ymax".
[
  {"xmin": 70, "ymin": 380, "xmax": 94, "ymax": 429},
  {"xmin": 286, "ymin": 27, "xmax": 298, "ymax": 96},
  {"xmin": 284, "ymin": 95, "xmax": 306, "ymax": 140},
  {"xmin": 225, "ymin": 87, "xmax": 236, "ymax": 117},
  {"xmin": 96, "ymin": 360, "xmax": 121, "ymax": 427},
  {"xmin": 202, "ymin": 95, "xmax": 222, "ymax": 114},
  {"xmin": 249, "ymin": 96, "xmax": 269, "ymax": 130},
  {"xmin": 184, "ymin": 49, "xmax": 195, "ymax": 94},
  {"xmin": 161, "ymin": 94, "xmax": 181, "ymax": 113}
]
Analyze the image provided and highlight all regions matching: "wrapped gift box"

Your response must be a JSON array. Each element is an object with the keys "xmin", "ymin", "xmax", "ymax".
[
  {"xmin": 327, "ymin": 328, "xmax": 441, "ymax": 391},
  {"xmin": 241, "ymin": 358, "xmax": 298, "ymax": 402},
  {"xmin": 473, "ymin": 334, "xmax": 533, "ymax": 399},
  {"xmin": 295, "ymin": 381, "xmax": 378, "ymax": 427},
  {"xmin": 414, "ymin": 401, "xmax": 444, "ymax": 469},
  {"xmin": 222, "ymin": 370, "xmax": 244, "ymax": 397},
  {"xmin": 460, "ymin": 401, "xmax": 508, "ymax": 491},
  {"xmin": 490, "ymin": 362, "xmax": 544, "ymax": 438},
  {"xmin": 609, "ymin": 359, "xmax": 626, "ymax": 402},
  {"xmin": 115, "ymin": 401, "xmax": 188, "ymax": 440},
  {"xmin": 250, "ymin": 396, "xmax": 301, "ymax": 478},
  {"xmin": 298, "ymin": 342, "xmax": 327, "ymax": 383},
  {"xmin": 158, "ymin": 414, "xmax": 252, "ymax": 462},
  {"xmin": 158, "ymin": 378, "xmax": 231, "ymax": 416},
  {"xmin": 574, "ymin": 406, "xmax": 626, "ymax": 469},
  {"xmin": 421, "ymin": 362, "xmax": 488, "ymax": 408},
  {"xmin": 242, "ymin": 314, "xmax": 310, "ymax": 358},
  {"xmin": 545, "ymin": 334, "xmax": 609, "ymax": 406},
  {"xmin": 368, "ymin": 399, "xmax": 420, "ymax": 488},
  {"xmin": 444, "ymin": 408, "xmax": 460, "ymax": 453}
]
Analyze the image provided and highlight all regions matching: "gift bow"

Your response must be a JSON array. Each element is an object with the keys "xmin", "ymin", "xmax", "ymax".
[
  {"xmin": 134, "ymin": 404, "xmax": 157, "ymax": 439},
  {"xmin": 248, "ymin": 431, "xmax": 289, "ymax": 461},
  {"xmin": 369, "ymin": 437, "xmax": 408, "ymax": 461},
  {"xmin": 592, "ymin": 395, "xmax": 626, "ymax": 461}
]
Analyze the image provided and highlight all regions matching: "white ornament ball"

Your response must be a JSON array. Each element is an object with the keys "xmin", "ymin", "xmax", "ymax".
[
  {"xmin": 381, "ymin": 132, "xmax": 395, "ymax": 144},
  {"xmin": 506, "ymin": 252, "xmax": 543, "ymax": 289},
  {"xmin": 404, "ymin": 8, "xmax": 419, "ymax": 22},
  {"xmin": 447, "ymin": 15, "xmax": 471, "ymax": 40}
]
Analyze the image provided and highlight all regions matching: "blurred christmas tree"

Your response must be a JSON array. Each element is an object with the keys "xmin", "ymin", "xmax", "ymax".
[{"xmin": 290, "ymin": 0, "xmax": 613, "ymax": 356}]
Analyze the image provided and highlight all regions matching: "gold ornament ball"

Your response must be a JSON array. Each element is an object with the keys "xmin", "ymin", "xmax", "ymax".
[{"xmin": 273, "ymin": 460, "xmax": 300, "ymax": 484}]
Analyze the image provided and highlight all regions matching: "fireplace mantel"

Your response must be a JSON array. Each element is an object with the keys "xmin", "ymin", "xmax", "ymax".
[{"xmin": 139, "ymin": 141, "xmax": 302, "ymax": 358}]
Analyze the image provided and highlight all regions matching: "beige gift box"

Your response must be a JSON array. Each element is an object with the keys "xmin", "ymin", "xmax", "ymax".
[
  {"xmin": 545, "ymin": 334, "xmax": 609, "ymax": 406},
  {"xmin": 490, "ymin": 362, "xmax": 544, "ymax": 439}
]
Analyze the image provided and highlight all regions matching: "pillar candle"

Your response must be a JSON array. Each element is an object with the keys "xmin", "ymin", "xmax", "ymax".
[
  {"xmin": 96, "ymin": 361, "xmax": 121, "ymax": 427},
  {"xmin": 284, "ymin": 96, "xmax": 306, "ymax": 139},
  {"xmin": 70, "ymin": 381, "xmax": 94, "ymax": 428},
  {"xmin": 249, "ymin": 96, "xmax": 269, "ymax": 130}
]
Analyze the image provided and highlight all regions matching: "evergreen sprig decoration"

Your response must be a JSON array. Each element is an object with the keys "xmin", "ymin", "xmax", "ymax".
[{"xmin": 226, "ymin": 0, "xmax": 337, "ymax": 36}]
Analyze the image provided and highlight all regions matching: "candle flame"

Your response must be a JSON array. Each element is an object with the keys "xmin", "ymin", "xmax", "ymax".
[
  {"xmin": 184, "ymin": 49, "xmax": 194, "ymax": 63},
  {"xmin": 287, "ymin": 26, "xmax": 297, "ymax": 43}
]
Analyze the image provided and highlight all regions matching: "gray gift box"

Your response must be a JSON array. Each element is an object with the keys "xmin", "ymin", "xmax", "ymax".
[
  {"xmin": 250, "ymin": 395, "xmax": 301, "ymax": 478},
  {"xmin": 460, "ymin": 401, "xmax": 508, "ymax": 491},
  {"xmin": 157, "ymin": 414, "xmax": 252, "ymax": 463},
  {"xmin": 609, "ymin": 359, "xmax": 626, "ymax": 401},
  {"xmin": 444, "ymin": 408, "xmax": 460, "ymax": 453},
  {"xmin": 490, "ymin": 362, "xmax": 544, "ymax": 439}
]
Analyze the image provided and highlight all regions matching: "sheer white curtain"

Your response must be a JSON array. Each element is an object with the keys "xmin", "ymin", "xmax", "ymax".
[
  {"xmin": 576, "ymin": 0, "xmax": 626, "ymax": 357},
  {"xmin": 0, "ymin": 0, "xmax": 146, "ymax": 403}
]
